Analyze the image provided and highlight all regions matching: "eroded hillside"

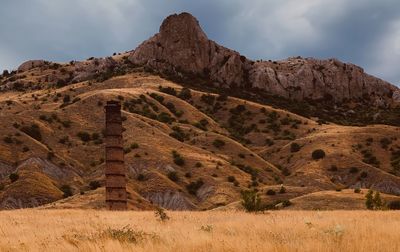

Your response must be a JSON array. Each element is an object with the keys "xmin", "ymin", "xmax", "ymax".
[{"xmin": 0, "ymin": 70, "xmax": 399, "ymax": 210}]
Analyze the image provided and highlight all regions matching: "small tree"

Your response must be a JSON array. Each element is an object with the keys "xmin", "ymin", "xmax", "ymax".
[
  {"xmin": 60, "ymin": 185, "xmax": 73, "ymax": 198},
  {"xmin": 89, "ymin": 181, "xmax": 101, "ymax": 190},
  {"xmin": 212, "ymin": 139, "xmax": 225, "ymax": 149},
  {"xmin": 373, "ymin": 191, "xmax": 383, "ymax": 210},
  {"xmin": 9, "ymin": 173, "xmax": 19, "ymax": 183},
  {"xmin": 290, "ymin": 143, "xmax": 301, "ymax": 153},
  {"xmin": 365, "ymin": 189, "xmax": 374, "ymax": 210},
  {"xmin": 312, "ymin": 149, "xmax": 326, "ymax": 160},
  {"xmin": 241, "ymin": 190, "xmax": 261, "ymax": 212}
]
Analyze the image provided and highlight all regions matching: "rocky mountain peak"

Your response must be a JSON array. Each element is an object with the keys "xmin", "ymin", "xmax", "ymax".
[
  {"xmin": 130, "ymin": 12, "xmax": 400, "ymax": 107},
  {"xmin": 159, "ymin": 12, "xmax": 208, "ymax": 43}
]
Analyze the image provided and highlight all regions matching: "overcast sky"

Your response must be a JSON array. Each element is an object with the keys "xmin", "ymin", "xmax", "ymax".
[{"xmin": 1, "ymin": 0, "xmax": 399, "ymax": 85}]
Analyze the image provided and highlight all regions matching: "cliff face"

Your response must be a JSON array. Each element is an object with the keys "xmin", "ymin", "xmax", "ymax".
[{"xmin": 129, "ymin": 12, "xmax": 400, "ymax": 107}]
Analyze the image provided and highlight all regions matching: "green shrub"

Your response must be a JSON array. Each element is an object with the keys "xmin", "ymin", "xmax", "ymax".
[
  {"xmin": 60, "ymin": 185, "xmax": 73, "ymax": 198},
  {"xmin": 186, "ymin": 179, "xmax": 204, "ymax": 195},
  {"xmin": 178, "ymin": 88, "xmax": 192, "ymax": 100},
  {"xmin": 366, "ymin": 190, "xmax": 383, "ymax": 210},
  {"xmin": 349, "ymin": 167, "xmax": 359, "ymax": 174},
  {"xmin": 77, "ymin": 131, "xmax": 91, "ymax": 142},
  {"xmin": 227, "ymin": 176, "xmax": 236, "ymax": 183},
  {"xmin": 137, "ymin": 174, "xmax": 146, "ymax": 181},
  {"xmin": 130, "ymin": 143, "xmax": 139, "ymax": 149},
  {"xmin": 3, "ymin": 136, "xmax": 13, "ymax": 144},
  {"xmin": 311, "ymin": 149, "xmax": 325, "ymax": 160},
  {"xmin": 354, "ymin": 188, "xmax": 361, "ymax": 193},
  {"xmin": 290, "ymin": 142, "xmax": 301, "ymax": 153},
  {"xmin": 89, "ymin": 181, "xmax": 101, "ymax": 190},
  {"xmin": 157, "ymin": 112, "xmax": 174, "ymax": 124},
  {"xmin": 266, "ymin": 189, "xmax": 276, "ymax": 195},
  {"xmin": 159, "ymin": 86, "xmax": 177, "ymax": 96},
  {"xmin": 281, "ymin": 200, "xmax": 292, "ymax": 207},
  {"xmin": 172, "ymin": 150, "xmax": 185, "ymax": 166},
  {"xmin": 279, "ymin": 186, "xmax": 286, "ymax": 194},
  {"xmin": 167, "ymin": 171, "xmax": 179, "ymax": 182},
  {"xmin": 9, "ymin": 173, "xmax": 19, "ymax": 183},
  {"xmin": 212, "ymin": 139, "xmax": 225, "ymax": 149},
  {"xmin": 241, "ymin": 190, "xmax": 261, "ymax": 212}
]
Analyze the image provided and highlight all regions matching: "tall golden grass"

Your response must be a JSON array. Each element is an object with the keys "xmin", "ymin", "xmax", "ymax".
[{"xmin": 0, "ymin": 210, "xmax": 399, "ymax": 252}]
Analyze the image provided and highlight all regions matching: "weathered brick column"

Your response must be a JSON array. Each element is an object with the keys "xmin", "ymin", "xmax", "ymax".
[{"xmin": 105, "ymin": 101, "xmax": 127, "ymax": 210}]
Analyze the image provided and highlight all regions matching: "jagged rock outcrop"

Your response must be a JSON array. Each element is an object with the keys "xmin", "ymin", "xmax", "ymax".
[
  {"xmin": 130, "ymin": 12, "xmax": 399, "ymax": 107},
  {"xmin": 129, "ymin": 12, "xmax": 252, "ymax": 88}
]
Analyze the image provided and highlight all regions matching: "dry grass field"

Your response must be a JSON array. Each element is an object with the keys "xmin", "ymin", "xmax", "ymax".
[{"xmin": 0, "ymin": 210, "xmax": 399, "ymax": 252}]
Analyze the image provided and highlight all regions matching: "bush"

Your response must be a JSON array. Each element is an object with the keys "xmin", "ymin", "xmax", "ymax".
[
  {"xmin": 279, "ymin": 186, "xmax": 286, "ymax": 194},
  {"xmin": 130, "ymin": 143, "xmax": 139, "ymax": 149},
  {"xmin": 172, "ymin": 150, "xmax": 185, "ymax": 166},
  {"xmin": 290, "ymin": 142, "xmax": 301, "ymax": 153},
  {"xmin": 21, "ymin": 124, "xmax": 42, "ymax": 141},
  {"xmin": 77, "ymin": 132, "xmax": 91, "ymax": 142},
  {"xmin": 281, "ymin": 200, "xmax": 292, "ymax": 207},
  {"xmin": 354, "ymin": 188, "xmax": 361, "ymax": 193},
  {"xmin": 0, "ymin": 183, "xmax": 4, "ymax": 191},
  {"xmin": 349, "ymin": 167, "xmax": 359, "ymax": 174},
  {"xmin": 178, "ymin": 88, "xmax": 192, "ymax": 100},
  {"xmin": 60, "ymin": 185, "xmax": 73, "ymax": 198},
  {"xmin": 9, "ymin": 173, "xmax": 19, "ymax": 183},
  {"xmin": 311, "ymin": 149, "xmax": 325, "ymax": 160},
  {"xmin": 167, "ymin": 171, "xmax": 179, "ymax": 182},
  {"xmin": 89, "ymin": 181, "xmax": 101, "ymax": 190},
  {"xmin": 3, "ymin": 136, "xmax": 13, "ymax": 144},
  {"xmin": 63, "ymin": 95, "xmax": 71, "ymax": 103},
  {"xmin": 366, "ymin": 190, "xmax": 383, "ymax": 210},
  {"xmin": 212, "ymin": 139, "xmax": 225, "ymax": 149},
  {"xmin": 387, "ymin": 200, "xmax": 400, "ymax": 210},
  {"xmin": 227, "ymin": 176, "xmax": 236, "ymax": 183},
  {"xmin": 266, "ymin": 189, "xmax": 276, "ymax": 195},
  {"xmin": 186, "ymin": 179, "xmax": 204, "ymax": 195},
  {"xmin": 137, "ymin": 174, "xmax": 146, "ymax": 181},
  {"xmin": 241, "ymin": 190, "xmax": 261, "ymax": 212}
]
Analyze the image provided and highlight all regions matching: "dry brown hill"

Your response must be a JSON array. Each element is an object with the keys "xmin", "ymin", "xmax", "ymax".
[{"xmin": 0, "ymin": 70, "xmax": 399, "ymax": 210}]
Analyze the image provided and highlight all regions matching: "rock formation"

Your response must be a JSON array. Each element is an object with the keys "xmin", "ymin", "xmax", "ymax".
[{"xmin": 130, "ymin": 12, "xmax": 399, "ymax": 107}]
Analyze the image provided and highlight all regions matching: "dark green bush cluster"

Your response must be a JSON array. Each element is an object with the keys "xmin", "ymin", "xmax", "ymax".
[
  {"xmin": 167, "ymin": 171, "xmax": 179, "ymax": 182},
  {"xmin": 241, "ymin": 189, "xmax": 261, "ymax": 212},
  {"xmin": 193, "ymin": 119, "xmax": 209, "ymax": 131},
  {"xmin": 266, "ymin": 189, "xmax": 276, "ymax": 195},
  {"xmin": 172, "ymin": 150, "xmax": 185, "ymax": 166},
  {"xmin": 60, "ymin": 184, "xmax": 73, "ymax": 198},
  {"xmin": 200, "ymin": 94, "xmax": 215, "ymax": 106},
  {"xmin": 311, "ymin": 149, "xmax": 325, "ymax": 160},
  {"xmin": 236, "ymin": 164, "xmax": 258, "ymax": 178},
  {"xmin": 212, "ymin": 139, "xmax": 225, "ymax": 149},
  {"xmin": 9, "ymin": 173, "xmax": 19, "ymax": 183},
  {"xmin": 380, "ymin": 137, "xmax": 392, "ymax": 149},
  {"xmin": 390, "ymin": 149, "xmax": 400, "ymax": 173},
  {"xmin": 365, "ymin": 190, "xmax": 383, "ymax": 210},
  {"xmin": 178, "ymin": 88, "xmax": 192, "ymax": 100},
  {"xmin": 186, "ymin": 179, "xmax": 204, "ymax": 195},
  {"xmin": 159, "ymin": 86, "xmax": 177, "ymax": 96},
  {"xmin": 290, "ymin": 142, "xmax": 301, "ymax": 153},
  {"xmin": 89, "ymin": 181, "xmax": 101, "ymax": 190},
  {"xmin": 169, "ymin": 126, "xmax": 189, "ymax": 142},
  {"xmin": 361, "ymin": 149, "xmax": 380, "ymax": 167}
]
